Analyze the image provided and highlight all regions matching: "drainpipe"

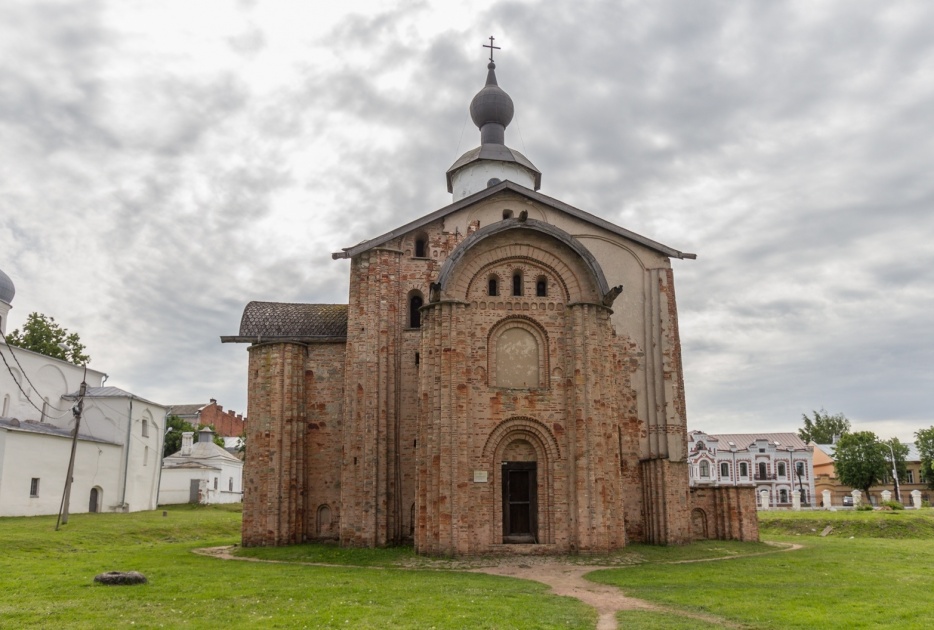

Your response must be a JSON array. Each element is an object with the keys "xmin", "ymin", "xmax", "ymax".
[
  {"xmin": 120, "ymin": 399, "xmax": 133, "ymax": 510},
  {"xmin": 155, "ymin": 410, "xmax": 170, "ymax": 508}
]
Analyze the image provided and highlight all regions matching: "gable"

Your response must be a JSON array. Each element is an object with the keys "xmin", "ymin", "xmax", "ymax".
[{"xmin": 332, "ymin": 180, "xmax": 695, "ymax": 262}]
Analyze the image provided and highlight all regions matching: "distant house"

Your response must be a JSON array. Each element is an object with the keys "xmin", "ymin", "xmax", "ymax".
[
  {"xmin": 688, "ymin": 431, "xmax": 816, "ymax": 507},
  {"xmin": 0, "ymin": 267, "xmax": 165, "ymax": 517},
  {"xmin": 812, "ymin": 441, "xmax": 930, "ymax": 507},
  {"xmin": 159, "ymin": 428, "xmax": 243, "ymax": 505},
  {"xmin": 167, "ymin": 399, "xmax": 246, "ymax": 455}
]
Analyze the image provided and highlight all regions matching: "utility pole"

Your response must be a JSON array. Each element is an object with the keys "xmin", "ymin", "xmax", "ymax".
[
  {"xmin": 885, "ymin": 441, "xmax": 901, "ymax": 503},
  {"xmin": 56, "ymin": 374, "xmax": 86, "ymax": 530}
]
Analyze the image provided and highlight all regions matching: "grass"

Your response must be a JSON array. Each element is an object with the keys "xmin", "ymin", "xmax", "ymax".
[
  {"xmin": 236, "ymin": 538, "xmax": 777, "ymax": 569},
  {"xmin": 589, "ymin": 509, "xmax": 934, "ymax": 629},
  {"xmin": 5, "ymin": 506, "xmax": 934, "ymax": 628},
  {"xmin": 0, "ymin": 504, "xmax": 593, "ymax": 629}
]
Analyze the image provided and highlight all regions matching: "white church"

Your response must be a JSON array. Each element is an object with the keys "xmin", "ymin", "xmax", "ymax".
[{"xmin": 0, "ymin": 267, "xmax": 166, "ymax": 517}]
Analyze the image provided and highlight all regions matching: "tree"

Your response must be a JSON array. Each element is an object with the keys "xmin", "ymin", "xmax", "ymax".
[
  {"xmin": 834, "ymin": 431, "xmax": 888, "ymax": 497},
  {"xmin": 4, "ymin": 312, "xmax": 90, "ymax": 364},
  {"xmin": 915, "ymin": 426, "xmax": 934, "ymax": 489},
  {"xmin": 163, "ymin": 415, "xmax": 225, "ymax": 457},
  {"xmin": 797, "ymin": 409, "xmax": 851, "ymax": 444}
]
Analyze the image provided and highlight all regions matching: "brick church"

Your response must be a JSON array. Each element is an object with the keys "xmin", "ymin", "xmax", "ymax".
[{"xmin": 223, "ymin": 51, "xmax": 758, "ymax": 554}]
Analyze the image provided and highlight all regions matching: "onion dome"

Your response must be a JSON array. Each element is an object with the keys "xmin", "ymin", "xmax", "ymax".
[
  {"xmin": 0, "ymin": 267, "xmax": 14, "ymax": 305},
  {"xmin": 469, "ymin": 63, "xmax": 514, "ymax": 145}
]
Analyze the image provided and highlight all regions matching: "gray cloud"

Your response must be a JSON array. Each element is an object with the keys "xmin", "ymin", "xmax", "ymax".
[{"xmin": 1, "ymin": 0, "xmax": 932, "ymax": 441}]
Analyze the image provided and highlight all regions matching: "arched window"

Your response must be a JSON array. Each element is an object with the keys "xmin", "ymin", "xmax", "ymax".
[
  {"xmin": 758, "ymin": 462, "xmax": 767, "ymax": 480},
  {"xmin": 409, "ymin": 294, "xmax": 423, "ymax": 328},
  {"xmin": 699, "ymin": 460, "xmax": 710, "ymax": 478},
  {"xmin": 777, "ymin": 462, "xmax": 786, "ymax": 477},
  {"xmin": 142, "ymin": 418, "xmax": 149, "ymax": 438},
  {"xmin": 488, "ymin": 277, "xmax": 499, "ymax": 296},
  {"xmin": 414, "ymin": 233, "xmax": 428, "ymax": 258},
  {"xmin": 228, "ymin": 478, "xmax": 233, "ymax": 492},
  {"xmin": 144, "ymin": 446, "xmax": 149, "ymax": 466},
  {"xmin": 512, "ymin": 271, "xmax": 522, "ymax": 296},
  {"xmin": 795, "ymin": 461, "xmax": 805, "ymax": 478},
  {"xmin": 536, "ymin": 277, "xmax": 547, "ymax": 297},
  {"xmin": 739, "ymin": 462, "xmax": 749, "ymax": 478},
  {"xmin": 779, "ymin": 489, "xmax": 788, "ymax": 503},
  {"xmin": 720, "ymin": 462, "xmax": 730, "ymax": 478}
]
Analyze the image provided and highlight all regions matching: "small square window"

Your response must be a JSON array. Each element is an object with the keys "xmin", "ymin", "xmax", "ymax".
[{"xmin": 30, "ymin": 478, "xmax": 40, "ymax": 497}]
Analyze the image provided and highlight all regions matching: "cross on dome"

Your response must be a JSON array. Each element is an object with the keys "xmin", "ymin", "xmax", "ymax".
[{"xmin": 483, "ymin": 35, "xmax": 501, "ymax": 63}]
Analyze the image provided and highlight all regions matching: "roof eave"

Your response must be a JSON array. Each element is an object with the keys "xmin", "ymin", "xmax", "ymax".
[{"xmin": 333, "ymin": 180, "xmax": 696, "ymax": 261}]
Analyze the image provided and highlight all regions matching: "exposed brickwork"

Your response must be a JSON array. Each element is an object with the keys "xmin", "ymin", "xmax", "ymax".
[
  {"xmin": 689, "ymin": 486, "xmax": 760, "ymax": 541},
  {"xmin": 239, "ymin": 192, "xmax": 757, "ymax": 554},
  {"xmin": 198, "ymin": 401, "xmax": 246, "ymax": 438}
]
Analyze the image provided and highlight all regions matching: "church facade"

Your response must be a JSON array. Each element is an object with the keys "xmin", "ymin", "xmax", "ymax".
[{"xmin": 224, "ymin": 58, "xmax": 758, "ymax": 554}]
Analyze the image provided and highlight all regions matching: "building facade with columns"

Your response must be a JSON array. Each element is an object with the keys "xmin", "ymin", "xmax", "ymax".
[
  {"xmin": 224, "ymin": 57, "xmax": 758, "ymax": 554},
  {"xmin": 689, "ymin": 431, "xmax": 816, "ymax": 508}
]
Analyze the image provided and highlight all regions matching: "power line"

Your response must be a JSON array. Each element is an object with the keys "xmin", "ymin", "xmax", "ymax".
[{"xmin": 0, "ymin": 329, "xmax": 74, "ymax": 414}]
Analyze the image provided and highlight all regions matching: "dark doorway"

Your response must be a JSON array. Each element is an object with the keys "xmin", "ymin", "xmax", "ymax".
[
  {"xmin": 89, "ymin": 487, "xmax": 100, "ymax": 513},
  {"xmin": 502, "ymin": 462, "xmax": 537, "ymax": 543}
]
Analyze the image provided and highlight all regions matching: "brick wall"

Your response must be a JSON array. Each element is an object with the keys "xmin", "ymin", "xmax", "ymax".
[{"xmin": 198, "ymin": 400, "xmax": 246, "ymax": 438}]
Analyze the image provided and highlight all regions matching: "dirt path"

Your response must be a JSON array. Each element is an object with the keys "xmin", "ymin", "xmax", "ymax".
[{"xmin": 194, "ymin": 543, "xmax": 801, "ymax": 630}]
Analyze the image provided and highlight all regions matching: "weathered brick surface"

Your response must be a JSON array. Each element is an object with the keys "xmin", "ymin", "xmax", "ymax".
[
  {"xmin": 198, "ymin": 401, "xmax": 246, "ymax": 438},
  {"xmin": 689, "ymin": 486, "xmax": 760, "ymax": 541},
  {"xmin": 240, "ymin": 193, "xmax": 756, "ymax": 554}
]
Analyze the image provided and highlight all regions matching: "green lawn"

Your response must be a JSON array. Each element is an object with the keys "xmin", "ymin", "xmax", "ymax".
[
  {"xmin": 4, "ymin": 506, "xmax": 934, "ymax": 629},
  {"xmin": 0, "ymin": 505, "xmax": 593, "ymax": 629},
  {"xmin": 589, "ymin": 509, "xmax": 934, "ymax": 629}
]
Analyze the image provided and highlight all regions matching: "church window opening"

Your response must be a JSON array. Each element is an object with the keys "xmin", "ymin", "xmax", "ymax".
[
  {"xmin": 229, "ymin": 477, "xmax": 233, "ymax": 492},
  {"xmin": 415, "ymin": 352, "xmax": 420, "ymax": 366},
  {"xmin": 2, "ymin": 394, "xmax": 9, "ymax": 416},
  {"xmin": 144, "ymin": 446, "xmax": 149, "ymax": 466},
  {"xmin": 536, "ymin": 277, "xmax": 547, "ymax": 297},
  {"xmin": 414, "ymin": 233, "xmax": 428, "ymax": 258},
  {"xmin": 512, "ymin": 272, "xmax": 523, "ymax": 296},
  {"xmin": 41, "ymin": 399, "xmax": 49, "ymax": 422},
  {"xmin": 720, "ymin": 462, "xmax": 730, "ymax": 478},
  {"xmin": 142, "ymin": 419, "xmax": 149, "ymax": 438},
  {"xmin": 30, "ymin": 478, "xmax": 39, "ymax": 497},
  {"xmin": 777, "ymin": 462, "xmax": 786, "ymax": 477},
  {"xmin": 488, "ymin": 277, "xmax": 499, "ymax": 296},
  {"xmin": 699, "ymin": 460, "xmax": 710, "ymax": 478},
  {"xmin": 739, "ymin": 462, "xmax": 749, "ymax": 478},
  {"xmin": 214, "ymin": 477, "xmax": 219, "ymax": 490},
  {"xmin": 409, "ymin": 294, "xmax": 424, "ymax": 328}
]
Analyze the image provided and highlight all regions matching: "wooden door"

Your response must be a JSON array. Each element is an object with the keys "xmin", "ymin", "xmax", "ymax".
[{"xmin": 502, "ymin": 462, "xmax": 537, "ymax": 543}]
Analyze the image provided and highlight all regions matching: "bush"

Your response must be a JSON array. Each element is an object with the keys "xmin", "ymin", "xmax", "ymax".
[
  {"xmin": 856, "ymin": 504, "xmax": 875, "ymax": 511},
  {"xmin": 881, "ymin": 500, "xmax": 905, "ymax": 510}
]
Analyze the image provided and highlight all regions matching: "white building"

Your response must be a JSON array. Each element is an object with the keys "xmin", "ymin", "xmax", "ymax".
[
  {"xmin": 159, "ymin": 428, "xmax": 243, "ymax": 505},
  {"xmin": 688, "ymin": 431, "xmax": 816, "ymax": 507},
  {"xmin": 0, "ymin": 267, "xmax": 166, "ymax": 517}
]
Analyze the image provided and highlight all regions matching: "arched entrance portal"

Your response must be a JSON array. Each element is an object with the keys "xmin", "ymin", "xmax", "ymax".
[
  {"xmin": 502, "ymin": 461, "xmax": 537, "ymax": 543},
  {"xmin": 89, "ymin": 487, "xmax": 102, "ymax": 513}
]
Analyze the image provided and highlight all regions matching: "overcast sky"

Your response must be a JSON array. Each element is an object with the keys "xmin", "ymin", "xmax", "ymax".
[{"xmin": 2, "ymin": 0, "xmax": 932, "ymax": 441}]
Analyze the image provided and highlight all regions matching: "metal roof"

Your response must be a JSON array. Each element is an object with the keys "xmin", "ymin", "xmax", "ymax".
[
  {"xmin": 63, "ymin": 386, "xmax": 160, "ymax": 407},
  {"xmin": 166, "ymin": 404, "xmax": 205, "ymax": 418},
  {"xmin": 221, "ymin": 302, "xmax": 348, "ymax": 344},
  {"xmin": 332, "ymin": 180, "xmax": 695, "ymax": 261},
  {"xmin": 691, "ymin": 432, "xmax": 811, "ymax": 451},
  {"xmin": 0, "ymin": 417, "xmax": 118, "ymax": 445},
  {"xmin": 446, "ymin": 145, "xmax": 542, "ymax": 192}
]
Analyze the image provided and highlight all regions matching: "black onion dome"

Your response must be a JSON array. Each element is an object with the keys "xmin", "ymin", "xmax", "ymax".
[{"xmin": 469, "ymin": 62, "xmax": 514, "ymax": 131}]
